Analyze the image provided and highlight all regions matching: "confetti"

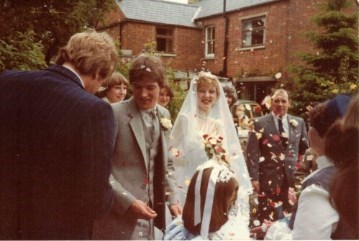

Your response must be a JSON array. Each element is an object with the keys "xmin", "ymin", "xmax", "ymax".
[
  {"xmin": 279, "ymin": 153, "xmax": 285, "ymax": 160},
  {"xmin": 272, "ymin": 134, "xmax": 280, "ymax": 142},
  {"xmin": 307, "ymin": 155, "xmax": 314, "ymax": 161},
  {"xmin": 253, "ymin": 220, "xmax": 261, "ymax": 226}
]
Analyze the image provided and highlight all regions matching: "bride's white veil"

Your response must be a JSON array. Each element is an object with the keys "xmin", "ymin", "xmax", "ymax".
[{"xmin": 169, "ymin": 71, "xmax": 252, "ymax": 216}]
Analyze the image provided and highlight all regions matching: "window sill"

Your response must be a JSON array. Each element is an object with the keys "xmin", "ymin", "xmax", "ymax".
[
  {"xmin": 203, "ymin": 55, "xmax": 215, "ymax": 60},
  {"xmin": 236, "ymin": 45, "xmax": 265, "ymax": 51},
  {"xmin": 154, "ymin": 52, "xmax": 176, "ymax": 57}
]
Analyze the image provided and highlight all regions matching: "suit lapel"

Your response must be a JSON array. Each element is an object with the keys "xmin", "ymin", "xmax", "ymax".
[
  {"xmin": 266, "ymin": 114, "xmax": 279, "ymax": 135},
  {"xmin": 128, "ymin": 99, "xmax": 148, "ymax": 170}
]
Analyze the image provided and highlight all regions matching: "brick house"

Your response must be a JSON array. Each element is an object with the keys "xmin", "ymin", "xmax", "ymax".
[{"xmin": 98, "ymin": 0, "xmax": 358, "ymax": 103}]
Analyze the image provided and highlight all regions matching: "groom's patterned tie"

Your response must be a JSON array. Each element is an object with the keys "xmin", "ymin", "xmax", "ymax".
[{"xmin": 150, "ymin": 109, "xmax": 159, "ymax": 142}]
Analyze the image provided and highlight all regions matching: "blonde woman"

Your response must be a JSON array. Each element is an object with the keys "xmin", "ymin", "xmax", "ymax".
[{"xmin": 169, "ymin": 71, "xmax": 252, "ymax": 226}]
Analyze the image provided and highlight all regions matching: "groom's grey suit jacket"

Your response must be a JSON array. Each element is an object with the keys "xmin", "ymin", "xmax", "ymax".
[{"xmin": 93, "ymin": 98, "xmax": 178, "ymax": 239}]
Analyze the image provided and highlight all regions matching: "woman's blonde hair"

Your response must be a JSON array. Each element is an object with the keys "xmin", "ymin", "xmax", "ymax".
[
  {"xmin": 196, "ymin": 71, "xmax": 221, "ymax": 97},
  {"xmin": 56, "ymin": 29, "xmax": 118, "ymax": 81}
]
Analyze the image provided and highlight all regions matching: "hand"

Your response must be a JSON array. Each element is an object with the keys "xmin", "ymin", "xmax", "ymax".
[
  {"xmin": 305, "ymin": 105, "xmax": 314, "ymax": 120},
  {"xmin": 169, "ymin": 203, "xmax": 182, "ymax": 218},
  {"xmin": 128, "ymin": 200, "xmax": 157, "ymax": 220},
  {"xmin": 250, "ymin": 219, "xmax": 272, "ymax": 239},
  {"xmin": 288, "ymin": 187, "xmax": 297, "ymax": 206},
  {"xmin": 251, "ymin": 180, "xmax": 260, "ymax": 193}
]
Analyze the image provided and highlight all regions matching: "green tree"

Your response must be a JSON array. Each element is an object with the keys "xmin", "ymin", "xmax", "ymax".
[
  {"xmin": 0, "ymin": 0, "xmax": 116, "ymax": 69},
  {"xmin": 0, "ymin": 31, "xmax": 46, "ymax": 71},
  {"xmin": 286, "ymin": 0, "xmax": 358, "ymax": 116},
  {"xmin": 165, "ymin": 67, "xmax": 187, "ymax": 122}
]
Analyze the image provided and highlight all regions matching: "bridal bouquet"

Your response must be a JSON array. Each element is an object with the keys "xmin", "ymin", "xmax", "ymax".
[{"xmin": 202, "ymin": 134, "xmax": 228, "ymax": 164}]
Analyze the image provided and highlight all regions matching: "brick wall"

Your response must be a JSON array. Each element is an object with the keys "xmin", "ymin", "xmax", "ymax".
[{"xmin": 101, "ymin": 0, "xmax": 358, "ymax": 80}]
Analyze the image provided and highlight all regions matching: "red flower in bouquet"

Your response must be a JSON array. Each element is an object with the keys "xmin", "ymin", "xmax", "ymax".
[{"xmin": 202, "ymin": 134, "xmax": 228, "ymax": 164}]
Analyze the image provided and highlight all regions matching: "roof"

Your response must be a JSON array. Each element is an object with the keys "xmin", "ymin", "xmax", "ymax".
[
  {"xmin": 117, "ymin": 0, "xmax": 199, "ymax": 27},
  {"xmin": 193, "ymin": 0, "xmax": 283, "ymax": 19},
  {"xmin": 117, "ymin": 0, "xmax": 283, "ymax": 27}
]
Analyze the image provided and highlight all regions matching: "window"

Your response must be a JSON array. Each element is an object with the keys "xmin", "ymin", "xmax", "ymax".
[
  {"xmin": 242, "ymin": 16, "xmax": 265, "ymax": 47},
  {"xmin": 156, "ymin": 27, "xmax": 174, "ymax": 53},
  {"xmin": 205, "ymin": 26, "xmax": 215, "ymax": 57}
]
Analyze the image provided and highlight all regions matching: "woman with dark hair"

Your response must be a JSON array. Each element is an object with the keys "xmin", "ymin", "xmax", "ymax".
[
  {"xmin": 164, "ymin": 161, "xmax": 250, "ymax": 240},
  {"xmin": 158, "ymin": 84, "xmax": 174, "ymax": 108},
  {"xmin": 222, "ymin": 85, "xmax": 237, "ymax": 110},
  {"xmin": 325, "ymin": 93, "xmax": 359, "ymax": 239}
]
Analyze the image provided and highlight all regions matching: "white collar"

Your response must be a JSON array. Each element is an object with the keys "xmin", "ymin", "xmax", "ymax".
[
  {"xmin": 301, "ymin": 155, "xmax": 334, "ymax": 184},
  {"xmin": 62, "ymin": 64, "xmax": 85, "ymax": 88},
  {"xmin": 140, "ymin": 106, "xmax": 158, "ymax": 115},
  {"xmin": 271, "ymin": 112, "xmax": 288, "ymax": 120}
]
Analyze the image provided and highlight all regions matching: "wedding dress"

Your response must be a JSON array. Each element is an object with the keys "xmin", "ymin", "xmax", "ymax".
[
  {"xmin": 164, "ymin": 215, "xmax": 251, "ymax": 240},
  {"xmin": 169, "ymin": 72, "xmax": 253, "ymax": 224}
]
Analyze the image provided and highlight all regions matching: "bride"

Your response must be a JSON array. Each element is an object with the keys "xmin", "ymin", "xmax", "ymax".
[{"xmin": 169, "ymin": 71, "xmax": 252, "ymax": 224}]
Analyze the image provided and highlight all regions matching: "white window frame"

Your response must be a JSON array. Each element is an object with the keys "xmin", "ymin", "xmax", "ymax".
[
  {"xmin": 205, "ymin": 25, "xmax": 215, "ymax": 58},
  {"xmin": 241, "ymin": 16, "xmax": 266, "ymax": 48}
]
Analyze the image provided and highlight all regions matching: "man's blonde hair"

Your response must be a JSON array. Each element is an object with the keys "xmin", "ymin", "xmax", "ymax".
[{"xmin": 56, "ymin": 29, "xmax": 118, "ymax": 80}]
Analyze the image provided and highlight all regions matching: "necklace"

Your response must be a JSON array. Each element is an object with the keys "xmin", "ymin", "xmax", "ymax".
[{"xmin": 197, "ymin": 109, "xmax": 210, "ymax": 120}]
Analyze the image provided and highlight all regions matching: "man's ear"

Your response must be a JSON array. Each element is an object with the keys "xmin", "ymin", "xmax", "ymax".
[{"xmin": 94, "ymin": 71, "xmax": 105, "ymax": 84}]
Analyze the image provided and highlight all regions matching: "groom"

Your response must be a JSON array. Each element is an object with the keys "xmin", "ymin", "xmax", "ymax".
[{"xmin": 93, "ymin": 55, "xmax": 181, "ymax": 240}]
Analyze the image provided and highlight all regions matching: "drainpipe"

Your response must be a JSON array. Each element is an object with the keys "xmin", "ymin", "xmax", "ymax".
[{"xmin": 222, "ymin": 0, "xmax": 229, "ymax": 77}]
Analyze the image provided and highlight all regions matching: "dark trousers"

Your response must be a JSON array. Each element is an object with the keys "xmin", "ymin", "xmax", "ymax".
[{"xmin": 257, "ymin": 179, "xmax": 291, "ymax": 223}]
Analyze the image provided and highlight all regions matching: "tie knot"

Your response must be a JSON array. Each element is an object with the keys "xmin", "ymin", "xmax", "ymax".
[{"xmin": 150, "ymin": 109, "xmax": 157, "ymax": 116}]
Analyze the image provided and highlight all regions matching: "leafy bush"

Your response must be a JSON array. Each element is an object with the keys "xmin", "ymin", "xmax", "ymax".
[{"xmin": 0, "ymin": 31, "xmax": 46, "ymax": 71}]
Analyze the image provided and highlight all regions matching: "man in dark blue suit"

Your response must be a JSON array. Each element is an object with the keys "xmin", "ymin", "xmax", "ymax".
[{"xmin": 0, "ymin": 30, "xmax": 118, "ymax": 239}]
